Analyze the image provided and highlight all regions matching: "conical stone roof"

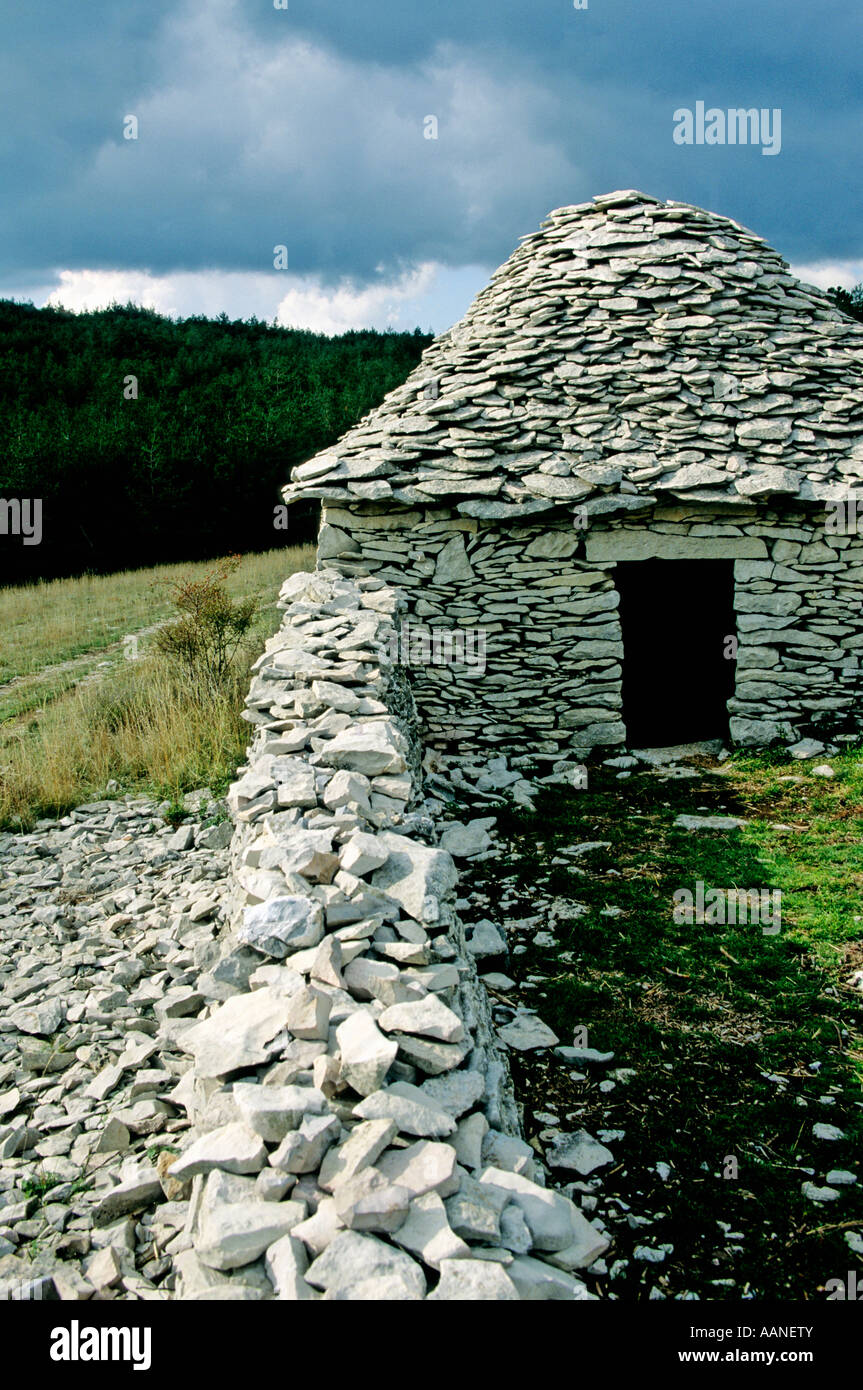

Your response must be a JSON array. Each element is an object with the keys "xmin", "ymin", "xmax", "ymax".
[{"xmin": 284, "ymin": 190, "xmax": 863, "ymax": 519}]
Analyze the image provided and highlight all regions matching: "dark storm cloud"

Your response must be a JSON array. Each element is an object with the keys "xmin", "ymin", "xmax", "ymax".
[{"xmin": 0, "ymin": 0, "xmax": 861, "ymax": 286}]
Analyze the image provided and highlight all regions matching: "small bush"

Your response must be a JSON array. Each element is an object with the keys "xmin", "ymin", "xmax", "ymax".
[{"xmin": 153, "ymin": 554, "xmax": 258, "ymax": 692}]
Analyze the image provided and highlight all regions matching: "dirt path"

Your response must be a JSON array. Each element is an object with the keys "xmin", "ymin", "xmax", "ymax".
[{"xmin": 0, "ymin": 623, "xmax": 166, "ymax": 731}]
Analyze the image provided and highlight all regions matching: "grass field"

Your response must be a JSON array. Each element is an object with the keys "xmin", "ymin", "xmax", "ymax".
[{"xmin": 0, "ymin": 546, "xmax": 314, "ymax": 828}]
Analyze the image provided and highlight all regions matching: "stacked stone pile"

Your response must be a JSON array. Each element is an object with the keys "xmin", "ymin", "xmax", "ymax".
[{"xmin": 166, "ymin": 571, "xmax": 608, "ymax": 1299}]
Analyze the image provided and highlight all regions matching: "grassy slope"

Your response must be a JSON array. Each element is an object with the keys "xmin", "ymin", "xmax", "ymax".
[
  {"xmin": 0, "ymin": 546, "xmax": 314, "ymax": 827},
  {"xmin": 0, "ymin": 549, "xmax": 312, "ymax": 723}
]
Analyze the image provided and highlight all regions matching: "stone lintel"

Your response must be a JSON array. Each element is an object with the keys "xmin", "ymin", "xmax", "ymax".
[{"xmin": 584, "ymin": 534, "xmax": 769, "ymax": 563}]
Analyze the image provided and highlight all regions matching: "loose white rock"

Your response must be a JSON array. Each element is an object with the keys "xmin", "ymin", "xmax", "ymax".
[
  {"xmin": 427, "ymin": 1258, "xmax": 519, "ymax": 1301},
  {"xmin": 305, "ymin": 1230, "xmax": 426, "ymax": 1297},
  {"xmin": 333, "ymin": 1168, "xmax": 411, "ymax": 1234},
  {"xmin": 168, "ymin": 1123, "xmax": 267, "ymax": 1180},
  {"xmin": 340, "ymin": 832, "xmax": 390, "ymax": 877},
  {"xmin": 335, "ymin": 1012, "xmax": 399, "ymax": 1097},
  {"xmin": 392, "ymin": 1191, "xmax": 471, "ymax": 1268},
  {"xmin": 379, "ymin": 995, "xmax": 465, "ymax": 1044},
  {"xmin": 265, "ymin": 1234, "xmax": 317, "ymax": 1300},
  {"xmin": 371, "ymin": 833, "xmax": 458, "ymax": 921},
  {"xmin": 545, "ymin": 1129, "xmax": 615, "ymax": 1176},
  {"xmin": 497, "ymin": 1013, "xmax": 560, "ymax": 1051},
  {"xmin": 270, "ymin": 1113, "xmax": 341, "ymax": 1173},
  {"xmin": 239, "ymin": 897, "xmax": 325, "ymax": 958},
  {"xmin": 376, "ymin": 1139, "xmax": 461, "ymax": 1198},
  {"xmin": 354, "ymin": 1083, "xmax": 457, "ymax": 1138}
]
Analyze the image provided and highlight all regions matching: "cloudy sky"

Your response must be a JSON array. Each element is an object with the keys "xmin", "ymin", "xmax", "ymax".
[{"xmin": 1, "ymin": 0, "xmax": 861, "ymax": 332}]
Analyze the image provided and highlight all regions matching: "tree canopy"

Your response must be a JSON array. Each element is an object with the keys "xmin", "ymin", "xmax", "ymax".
[{"xmin": 0, "ymin": 301, "xmax": 431, "ymax": 583}]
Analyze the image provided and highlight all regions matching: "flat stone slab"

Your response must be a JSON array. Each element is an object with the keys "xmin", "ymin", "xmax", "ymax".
[
  {"xmin": 376, "ymin": 1140, "xmax": 460, "ymax": 1198},
  {"xmin": 181, "ymin": 984, "xmax": 297, "ymax": 1078},
  {"xmin": 553, "ymin": 1046, "xmax": 615, "ymax": 1066},
  {"xmin": 788, "ymin": 738, "xmax": 826, "ymax": 760},
  {"xmin": 169, "ymin": 1123, "xmax": 267, "ymax": 1180},
  {"xmin": 673, "ymin": 814, "xmax": 747, "ymax": 831},
  {"xmin": 321, "ymin": 724, "xmax": 408, "ymax": 777},
  {"xmin": 318, "ymin": 1118, "xmax": 397, "ymax": 1192},
  {"xmin": 92, "ymin": 1162, "xmax": 163, "ymax": 1226},
  {"xmin": 390, "ymin": 1033, "xmax": 469, "ymax": 1075},
  {"xmin": 233, "ymin": 1083, "xmax": 328, "ymax": 1144},
  {"xmin": 508, "ymin": 1254, "xmax": 596, "ymax": 1301},
  {"xmin": 354, "ymin": 1084, "xmax": 457, "ymax": 1138},
  {"xmin": 439, "ymin": 819, "xmax": 496, "ymax": 858},
  {"xmin": 545, "ymin": 1129, "xmax": 615, "ymax": 1176},
  {"xmin": 196, "ymin": 1198, "xmax": 307, "ymax": 1271},
  {"xmin": 497, "ymin": 1013, "xmax": 560, "ymax": 1051},
  {"xmin": 378, "ymin": 995, "xmax": 464, "ymax": 1044},
  {"xmin": 586, "ymin": 533, "xmax": 768, "ymax": 562},
  {"xmin": 419, "ymin": 1069, "xmax": 485, "ymax": 1118}
]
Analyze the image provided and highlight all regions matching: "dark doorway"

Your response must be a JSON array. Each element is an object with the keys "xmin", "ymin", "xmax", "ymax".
[{"xmin": 616, "ymin": 559, "xmax": 736, "ymax": 747}]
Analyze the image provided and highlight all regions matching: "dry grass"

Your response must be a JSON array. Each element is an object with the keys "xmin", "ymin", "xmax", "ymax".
[
  {"xmin": 0, "ymin": 549, "xmax": 306, "ymax": 681},
  {"xmin": 0, "ymin": 547, "xmax": 315, "ymax": 722},
  {"xmin": 0, "ymin": 546, "xmax": 315, "ymax": 828}
]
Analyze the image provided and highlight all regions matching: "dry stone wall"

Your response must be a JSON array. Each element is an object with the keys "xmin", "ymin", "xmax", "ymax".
[
  {"xmin": 166, "ymin": 570, "xmax": 606, "ymax": 1300},
  {"xmin": 316, "ymin": 499, "xmax": 863, "ymax": 755}
]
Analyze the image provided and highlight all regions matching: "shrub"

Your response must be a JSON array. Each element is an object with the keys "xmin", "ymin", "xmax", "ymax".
[{"xmin": 153, "ymin": 554, "xmax": 258, "ymax": 692}]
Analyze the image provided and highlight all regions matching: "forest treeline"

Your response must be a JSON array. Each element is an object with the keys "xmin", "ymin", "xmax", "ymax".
[
  {"xmin": 0, "ymin": 301, "xmax": 432, "ymax": 584},
  {"xmin": 829, "ymin": 284, "xmax": 863, "ymax": 324}
]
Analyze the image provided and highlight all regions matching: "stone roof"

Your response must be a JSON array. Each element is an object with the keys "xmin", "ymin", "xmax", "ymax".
[{"xmin": 283, "ymin": 190, "xmax": 863, "ymax": 520}]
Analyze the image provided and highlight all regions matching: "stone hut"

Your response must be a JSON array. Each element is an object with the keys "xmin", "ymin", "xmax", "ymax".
[{"xmin": 283, "ymin": 190, "xmax": 863, "ymax": 758}]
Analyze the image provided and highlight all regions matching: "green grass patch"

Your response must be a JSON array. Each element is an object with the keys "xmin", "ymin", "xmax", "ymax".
[{"xmin": 469, "ymin": 747, "xmax": 863, "ymax": 1299}]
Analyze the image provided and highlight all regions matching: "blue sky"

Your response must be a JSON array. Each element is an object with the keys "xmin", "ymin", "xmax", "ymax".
[{"xmin": 1, "ymin": 0, "xmax": 861, "ymax": 331}]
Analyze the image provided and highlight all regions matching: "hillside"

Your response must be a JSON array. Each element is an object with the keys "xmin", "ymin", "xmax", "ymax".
[
  {"xmin": 0, "ymin": 547, "xmax": 315, "ymax": 827},
  {"xmin": 0, "ymin": 302, "xmax": 431, "ymax": 584}
]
